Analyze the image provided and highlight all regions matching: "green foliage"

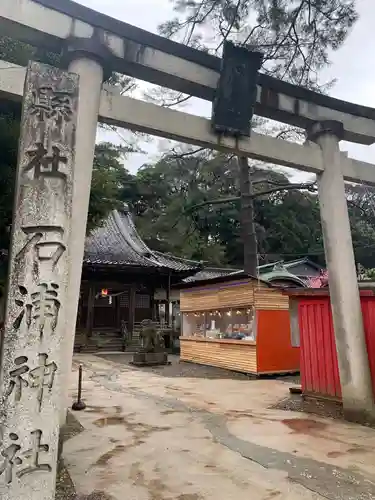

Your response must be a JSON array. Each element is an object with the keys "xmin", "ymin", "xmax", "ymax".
[
  {"xmin": 0, "ymin": 35, "xmax": 61, "ymax": 67},
  {"xmin": 0, "ymin": 111, "xmax": 20, "ymax": 249},
  {"xmin": 345, "ymin": 184, "xmax": 375, "ymax": 269},
  {"xmin": 129, "ymin": 152, "xmax": 229, "ymax": 263},
  {"xmin": 129, "ymin": 151, "xmax": 375, "ymax": 269},
  {"xmin": 129, "ymin": 151, "xmax": 317, "ymax": 265},
  {"xmin": 88, "ymin": 143, "xmax": 135, "ymax": 232},
  {"xmin": 0, "ymin": 36, "xmax": 33, "ymax": 65},
  {"xmin": 362, "ymin": 269, "xmax": 375, "ymax": 280},
  {"xmin": 358, "ymin": 264, "xmax": 375, "ymax": 280},
  {"xmin": 255, "ymin": 188, "xmax": 323, "ymax": 262}
]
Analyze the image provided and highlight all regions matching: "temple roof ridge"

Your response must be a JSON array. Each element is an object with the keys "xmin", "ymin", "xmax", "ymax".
[{"xmin": 84, "ymin": 208, "xmax": 201, "ymax": 274}]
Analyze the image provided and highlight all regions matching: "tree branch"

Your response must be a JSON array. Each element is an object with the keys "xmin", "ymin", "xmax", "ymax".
[
  {"xmin": 186, "ymin": 182, "xmax": 317, "ymax": 213},
  {"xmin": 347, "ymin": 199, "xmax": 375, "ymax": 224},
  {"xmin": 188, "ymin": 196, "xmax": 240, "ymax": 212},
  {"xmin": 249, "ymin": 182, "xmax": 317, "ymax": 199},
  {"xmin": 167, "ymin": 147, "xmax": 207, "ymax": 159}
]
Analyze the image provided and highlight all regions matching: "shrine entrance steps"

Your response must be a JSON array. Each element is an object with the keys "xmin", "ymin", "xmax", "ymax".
[{"xmin": 74, "ymin": 322, "xmax": 170, "ymax": 353}]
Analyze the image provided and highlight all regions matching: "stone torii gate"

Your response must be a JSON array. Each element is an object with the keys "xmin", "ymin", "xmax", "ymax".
[{"xmin": 1, "ymin": 0, "xmax": 375, "ymax": 497}]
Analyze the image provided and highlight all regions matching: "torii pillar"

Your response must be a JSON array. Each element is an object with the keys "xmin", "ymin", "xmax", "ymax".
[
  {"xmin": 308, "ymin": 120, "xmax": 375, "ymax": 422},
  {"xmin": 59, "ymin": 36, "xmax": 112, "ymax": 424}
]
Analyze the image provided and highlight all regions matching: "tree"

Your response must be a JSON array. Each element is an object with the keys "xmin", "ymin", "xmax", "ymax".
[
  {"xmin": 157, "ymin": 0, "xmax": 358, "ymax": 273},
  {"xmin": 0, "ymin": 106, "xmax": 20, "ymax": 250},
  {"xmin": 346, "ymin": 184, "xmax": 375, "ymax": 269},
  {"xmin": 0, "ymin": 35, "xmax": 61, "ymax": 67},
  {"xmin": 131, "ymin": 149, "xmax": 375, "ymax": 270},
  {"xmin": 131, "ymin": 150, "xmax": 323, "ymax": 266},
  {"xmin": 87, "ymin": 143, "xmax": 136, "ymax": 232},
  {"xmin": 130, "ymin": 151, "xmax": 228, "ymax": 263},
  {"xmin": 255, "ymin": 184, "xmax": 323, "ymax": 263},
  {"xmin": 189, "ymin": 156, "xmax": 318, "ymax": 271}
]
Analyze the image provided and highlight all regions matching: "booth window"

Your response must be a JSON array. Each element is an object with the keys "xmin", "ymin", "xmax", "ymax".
[
  {"xmin": 182, "ymin": 312, "xmax": 206, "ymax": 337},
  {"xmin": 182, "ymin": 308, "xmax": 256, "ymax": 340}
]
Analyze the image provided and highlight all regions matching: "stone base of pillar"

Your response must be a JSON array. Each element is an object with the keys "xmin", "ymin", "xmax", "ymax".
[
  {"xmin": 57, "ymin": 430, "xmax": 64, "ymax": 471},
  {"xmin": 131, "ymin": 351, "xmax": 169, "ymax": 366},
  {"xmin": 57, "ymin": 408, "xmax": 69, "ymax": 467},
  {"xmin": 344, "ymin": 409, "xmax": 375, "ymax": 425},
  {"xmin": 343, "ymin": 406, "xmax": 375, "ymax": 426}
]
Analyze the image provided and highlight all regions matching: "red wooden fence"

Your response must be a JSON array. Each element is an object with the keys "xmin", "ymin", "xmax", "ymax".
[{"xmin": 289, "ymin": 290, "xmax": 375, "ymax": 399}]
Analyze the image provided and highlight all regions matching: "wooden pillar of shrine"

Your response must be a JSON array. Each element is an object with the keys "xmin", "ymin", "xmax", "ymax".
[
  {"xmin": 85, "ymin": 285, "xmax": 95, "ymax": 340},
  {"xmin": 128, "ymin": 284, "xmax": 136, "ymax": 338}
]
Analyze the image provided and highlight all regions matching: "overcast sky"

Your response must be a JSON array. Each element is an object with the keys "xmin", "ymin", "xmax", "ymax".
[{"xmin": 76, "ymin": 0, "xmax": 375, "ymax": 177}]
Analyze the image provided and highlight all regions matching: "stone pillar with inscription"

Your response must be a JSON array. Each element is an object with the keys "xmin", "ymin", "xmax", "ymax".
[{"xmin": 0, "ymin": 62, "xmax": 78, "ymax": 499}]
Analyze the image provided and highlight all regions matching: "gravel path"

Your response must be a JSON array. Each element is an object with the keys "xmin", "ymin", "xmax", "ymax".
[{"xmin": 76, "ymin": 356, "xmax": 375, "ymax": 500}]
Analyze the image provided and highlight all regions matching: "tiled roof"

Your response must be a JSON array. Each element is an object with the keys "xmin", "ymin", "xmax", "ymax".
[
  {"xmin": 84, "ymin": 208, "xmax": 201, "ymax": 273},
  {"xmin": 257, "ymin": 257, "xmax": 323, "ymax": 273},
  {"xmin": 183, "ymin": 267, "xmax": 240, "ymax": 283},
  {"xmin": 184, "ymin": 264, "xmax": 308, "ymax": 287},
  {"xmin": 185, "ymin": 258, "xmax": 322, "ymax": 284},
  {"xmin": 259, "ymin": 270, "xmax": 307, "ymax": 287}
]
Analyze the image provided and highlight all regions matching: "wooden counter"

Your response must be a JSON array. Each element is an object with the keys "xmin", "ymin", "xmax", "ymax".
[{"xmin": 180, "ymin": 336, "xmax": 257, "ymax": 374}]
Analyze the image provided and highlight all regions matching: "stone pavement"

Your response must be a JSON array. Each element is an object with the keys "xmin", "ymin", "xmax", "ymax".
[{"xmin": 63, "ymin": 354, "xmax": 375, "ymax": 500}]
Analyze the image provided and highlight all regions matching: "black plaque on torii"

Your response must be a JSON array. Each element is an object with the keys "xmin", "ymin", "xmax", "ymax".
[{"xmin": 212, "ymin": 41, "xmax": 263, "ymax": 138}]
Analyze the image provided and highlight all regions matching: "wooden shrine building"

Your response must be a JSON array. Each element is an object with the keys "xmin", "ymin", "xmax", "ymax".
[{"xmin": 76, "ymin": 207, "xmax": 202, "ymax": 349}]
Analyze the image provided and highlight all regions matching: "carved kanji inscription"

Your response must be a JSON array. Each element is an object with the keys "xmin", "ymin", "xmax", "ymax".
[
  {"xmin": 0, "ymin": 430, "xmax": 51, "ymax": 485},
  {"xmin": 31, "ymin": 85, "xmax": 73, "ymax": 123},
  {"xmin": 23, "ymin": 143, "xmax": 67, "ymax": 181},
  {"xmin": 13, "ymin": 283, "xmax": 61, "ymax": 337},
  {"xmin": 5, "ymin": 354, "xmax": 57, "ymax": 411}
]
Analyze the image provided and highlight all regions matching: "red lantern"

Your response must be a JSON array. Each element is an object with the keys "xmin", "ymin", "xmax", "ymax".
[{"xmin": 101, "ymin": 288, "xmax": 108, "ymax": 297}]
